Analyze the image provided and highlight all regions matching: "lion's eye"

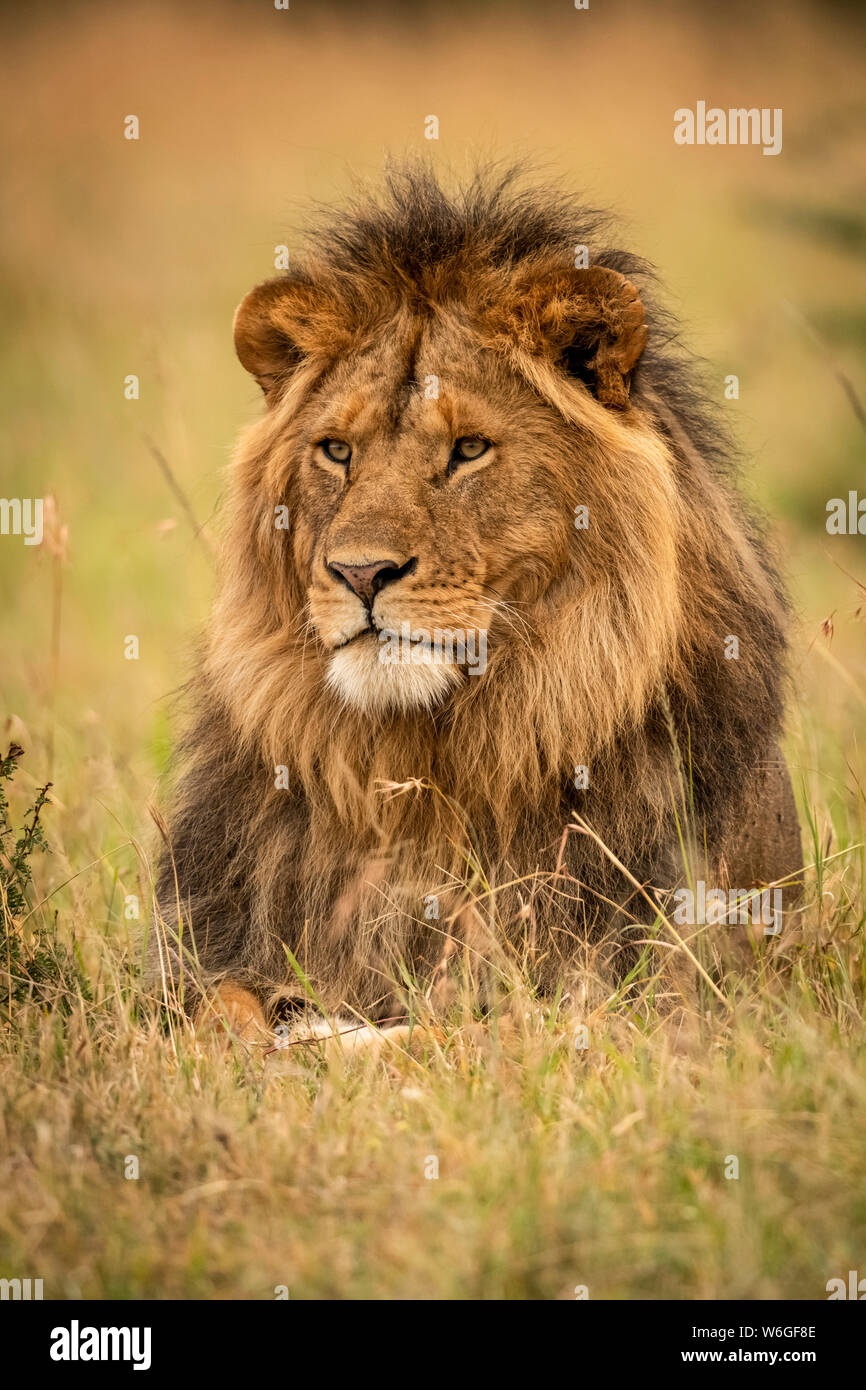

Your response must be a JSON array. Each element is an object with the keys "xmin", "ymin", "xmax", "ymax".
[
  {"xmin": 320, "ymin": 439, "xmax": 352, "ymax": 465},
  {"xmin": 448, "ymin": 436, "xmax": 491, "ymax": 472}
]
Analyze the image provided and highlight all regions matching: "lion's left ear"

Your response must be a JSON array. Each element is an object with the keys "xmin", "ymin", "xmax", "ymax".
[
  {"xmin": 493, "ymin": 264, "xmax": 648, "ymax": 409},
  {"xmin": 557, "ymin": 266, "xmax": 648, "ymax": 408}
]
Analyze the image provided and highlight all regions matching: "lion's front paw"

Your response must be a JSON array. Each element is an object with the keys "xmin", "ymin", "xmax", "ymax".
[
  {"xmin": 281, "ymin": 1014, "xmax": 442, "ymax": 1060},
  {"xmin": 195, "ymin": 983, "xmax": 268, "ymax": 1044}
]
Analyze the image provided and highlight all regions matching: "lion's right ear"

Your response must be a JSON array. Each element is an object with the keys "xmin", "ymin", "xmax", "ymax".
[
  {"xmin": 233, "ymin": 278, "xmax": 316, "ymax": 399},
  {"xmin": 233, "ymin": 276, "xmax": 350, "ymax": 401}
]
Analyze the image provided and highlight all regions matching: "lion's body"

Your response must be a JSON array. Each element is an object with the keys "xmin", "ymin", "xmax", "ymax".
[{"xmin": 153, "ymin": 167, "xmax": 801, "ymax": 1027}]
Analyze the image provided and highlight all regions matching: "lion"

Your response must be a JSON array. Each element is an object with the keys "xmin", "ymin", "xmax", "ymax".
[{"xmin": 152, "ymin": 165, "xmax": 801, "ymax": 1048}]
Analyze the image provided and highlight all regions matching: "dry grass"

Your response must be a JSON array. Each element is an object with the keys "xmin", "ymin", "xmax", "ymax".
[
  {"xmin": 1, "ymin": 0, "xmax": 865, "ymax": 1299},
  {"xmin": 2, "ymin": 923, "xmax": 865, "ymax": 1299}
]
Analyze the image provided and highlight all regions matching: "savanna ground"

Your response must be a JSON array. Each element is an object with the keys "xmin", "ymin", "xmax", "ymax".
[{"xmin": 1, "ymin": 1, "xmax": 865, "ymax": 1300}]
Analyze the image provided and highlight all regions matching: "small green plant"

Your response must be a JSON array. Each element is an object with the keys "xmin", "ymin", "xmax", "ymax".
[
  {"xmin": 0, "ymin": 741, "xmax": 87, "ymax": 1016},
  {"xmin": 0, "ymin": 743, "xmax": 51, "ymax": 918}
]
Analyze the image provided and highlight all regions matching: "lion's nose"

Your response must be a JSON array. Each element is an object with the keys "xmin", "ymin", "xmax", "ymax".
[{"xmin": 326, "ymin": 556, "xmax": 417, "ymax": 606}]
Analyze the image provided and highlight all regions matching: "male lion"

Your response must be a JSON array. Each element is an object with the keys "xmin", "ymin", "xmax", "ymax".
[{"xmin": 153, "ymin": 166, "xmax": 801, "ymax": 1046}]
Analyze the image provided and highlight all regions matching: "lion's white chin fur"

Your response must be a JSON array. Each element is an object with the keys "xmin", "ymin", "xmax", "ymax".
[{"xmin": 326, "ymin": 635, "xmax": 463, "ymax": 715}]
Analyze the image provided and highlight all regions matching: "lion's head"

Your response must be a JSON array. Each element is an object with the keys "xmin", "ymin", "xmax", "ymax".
[
  {"xmin": 217, "ymin": 169, "xmax": 697, "ymax": 752},
  {"xmin": 232, "ymin": 248, "xmax": 652, "ymax": 718}
]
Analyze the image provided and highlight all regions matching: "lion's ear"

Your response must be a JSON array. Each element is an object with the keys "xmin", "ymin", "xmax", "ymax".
[
  {"xmin": 557, "ymin": 266, "xmax": 648, "ymax": 408},
  {"xmin": 234, "ymin": 279, "xmax": 300, "ymax": 398},
  {"xmin": 233, "ymin": 276, "xmax": 349, "ymax": 401},
  {"xmin": 499, "ymin": 264, "xmax": 648, "ymax": 409}
]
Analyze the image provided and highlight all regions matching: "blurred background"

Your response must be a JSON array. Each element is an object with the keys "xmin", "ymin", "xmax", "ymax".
[{"xmin": 1, "ymin": 0, "xmax": 864, "ymax": 909}]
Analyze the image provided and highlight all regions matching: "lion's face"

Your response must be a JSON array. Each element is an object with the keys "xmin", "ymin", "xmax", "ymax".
[
  {"xmin": 232, "ymin": 252, "xmax": 651, "ymax": 718},
  {"xmin": 293, "ymin": 322, "xmax": 572, "ymax": 713}
]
